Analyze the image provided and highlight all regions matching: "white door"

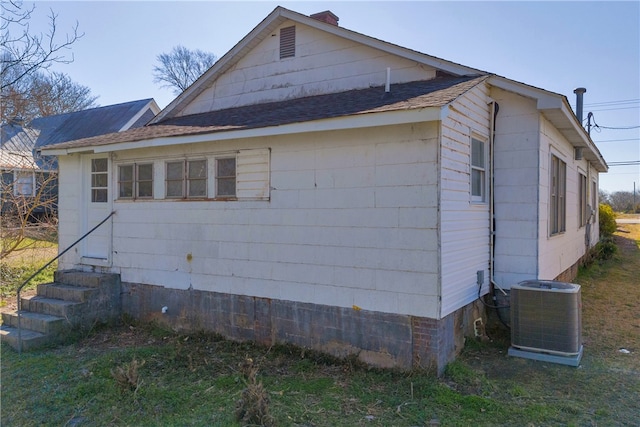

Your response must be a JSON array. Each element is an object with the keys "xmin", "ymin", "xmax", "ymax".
[{"xmin": 81, "ymin": 155, "xmax": 112, "ymax": 265}]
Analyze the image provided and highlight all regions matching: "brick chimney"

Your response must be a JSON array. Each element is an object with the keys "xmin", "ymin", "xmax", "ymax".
[{"xmin": 310, "ymin": 10, "xmax": 339, "ymax": 26}]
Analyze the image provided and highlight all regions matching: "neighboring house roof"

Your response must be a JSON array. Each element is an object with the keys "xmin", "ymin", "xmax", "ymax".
[
  {"xmin": 0, "ymin": 150, "xmax": 39, "ymax": 170},
  {"xmin": 44, "ymin": 75, "xmax": 487, "ymax": 153},
  {"xmin": 1, "ymin": 99, "xmax": 160, "ymax": 169},
  {"xmin": 31, "ymin": 98, "xmax": 160, "ymax": 150},
  {"xmin": 0, "ymin": 122, "xmax": 40, "ymax": 153}
]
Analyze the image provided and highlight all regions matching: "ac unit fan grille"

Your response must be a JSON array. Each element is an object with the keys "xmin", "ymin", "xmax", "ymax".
[{"xmin": 511, "ymin": 281, "xmax": 582, "ymax": 356}]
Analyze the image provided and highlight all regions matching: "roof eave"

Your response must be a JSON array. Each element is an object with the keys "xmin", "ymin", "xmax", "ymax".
[
  {"xmin": 489, "ymin": 76, "xmax": 608, "ymax": 173},
  {"xmin": 45, "ymin": 106, "xmax": 446, "ymax": 156}
]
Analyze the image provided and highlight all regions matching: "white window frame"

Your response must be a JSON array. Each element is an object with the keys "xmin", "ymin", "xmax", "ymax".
[
  {"xmin": 578, "ymin": 171, "xmax": 588, "ymax": 227},
  {"xmin": 118, "ymin": 163, "xmax": 153, "ymax": 200},
  {"xmin": 165, "ymin": 158, "xmax": 208, "ymax": 199},
  {"xmin": 550, "ymin": 154, "xmax": 567, "ymax": 236},
  {"xmin": 215, "ymin": 157, "xmax": 237, "ymax": 198},
  {"xmin": 13, "ymin": 170, "xmax": 35, "ymax": 196},
  {"xmin": 471, "ymin": 137, "xmax": 487, "ymax": 203},
  {"xmin": 91, "ymin": 158, "xmax": 109, "ymax": 203}
]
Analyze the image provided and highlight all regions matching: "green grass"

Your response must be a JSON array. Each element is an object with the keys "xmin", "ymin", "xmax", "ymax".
[{"xmin": 1, "ymin": 226, "xmax": 639, "ymax": 426}]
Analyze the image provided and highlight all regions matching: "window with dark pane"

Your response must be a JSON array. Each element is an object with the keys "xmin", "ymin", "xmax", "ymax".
[
  {"xmin": 471, "ymin": 138, "xmax": 486, "ymax": 201},
  {"xmin": 216, "ymin": 157, "xmax": 236, "ymax": 197},
  {"xmin": 187, "ymin": 159, "xmax": 207, "ymax": 197},
  {"xmin": 118, "ymin": 165, "xmax": 134, "ymax": 198},
  {"xmin": 166, "ymin": 161, "xmax": 184, "ymax": 198},
  {"xmin": 137, "ymin": 163, "xmax": 153, "ymax": 198},
  {"xmin": 91, "ymin": 158, "xmax": 108, "ymax": 203}
]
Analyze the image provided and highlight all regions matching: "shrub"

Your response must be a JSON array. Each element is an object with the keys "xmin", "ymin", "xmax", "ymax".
[
  {"xmin": 599, "ymin": 203, "xmax": 617, "ymax": 238},
  {"xmin": 594, "ymin": 239, "xmax": 617, "ymax": 260}
]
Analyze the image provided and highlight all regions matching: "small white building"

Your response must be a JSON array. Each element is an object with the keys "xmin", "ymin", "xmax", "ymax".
[{"xmin": 42, "ymin": 8, "xmax": 607, "ymax": 373}]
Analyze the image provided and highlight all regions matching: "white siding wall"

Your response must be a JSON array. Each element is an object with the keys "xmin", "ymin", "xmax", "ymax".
[
  {"xmin": 538, "ymin": 116, "xmax": 597, "ymax": 279},
  {"xmin": 440, "ymin": 84, "xmax": 492, "ymax": 317},
  {"xmin": 491, "ymin": 88, "xmax": 540, "ymax": 288},
  {"xmin": 60, "ymin": 122, "xmax": 442, "ymax": 318},
  {"xmin": 181, "ymin": 22, "xmax": 436, "ymax": 115}
]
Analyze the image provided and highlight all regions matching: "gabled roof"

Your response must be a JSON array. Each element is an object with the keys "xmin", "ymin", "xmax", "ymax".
[
  {"xmin": 151, "ymin": 6, "xmax": 486, "ymax": 123},
  {"xmin": 0, "ymin": 150, "xmax": 38, "ymax": 170},
  {"xmin": 31, "ymin": 99, "xmax": 160, "ymax": 149},
  {"xmin": 1, "ymin": 99, "xmax": 160, "ymax": 169},
  {"xmin": 43, "ymin": 75, "xmax": 488, "ymax": 154},
  {"xmin": 40, "ymin": 7, "xmax": 606, "ymax": 173}
]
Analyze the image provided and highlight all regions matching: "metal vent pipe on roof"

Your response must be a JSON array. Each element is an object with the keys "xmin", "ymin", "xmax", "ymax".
[{"xmin": 573, "ymin": 87, "xmax": 587, "ymax": 125}]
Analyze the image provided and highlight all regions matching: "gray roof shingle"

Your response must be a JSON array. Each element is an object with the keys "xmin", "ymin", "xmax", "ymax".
[{"xmin": 45, "ymin": 75, "xmax": 487, "ymax": 152}]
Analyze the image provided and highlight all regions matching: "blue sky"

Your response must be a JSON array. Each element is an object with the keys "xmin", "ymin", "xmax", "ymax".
[{"xmin": 29, "ymin": 1, "xmax": 640, "ymax": 193}]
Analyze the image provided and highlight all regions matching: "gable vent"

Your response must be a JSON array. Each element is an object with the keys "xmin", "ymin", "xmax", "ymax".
[{"xmin": 280, "ymin": 26, "xmax": 296, "ymax": 59}]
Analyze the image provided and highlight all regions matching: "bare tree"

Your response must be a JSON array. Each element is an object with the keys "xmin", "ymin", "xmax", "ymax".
[
  {"xmin": 1, "ymin": 1, "xmax": 83, "ymax": 92},
  {"xmin": 2, "ymin": 69, "xmax": 98, "ymax": 123},
  {"xmin": 608, "ymin": 190, "xmax": 639, "ymax": 213},
  {"xmin": 1, "ymin": 155, "xmax": 58, "ymax": 259},
  {"xmin": 153, "ymin": 45, "xmax": 217, "ymax": 94}
]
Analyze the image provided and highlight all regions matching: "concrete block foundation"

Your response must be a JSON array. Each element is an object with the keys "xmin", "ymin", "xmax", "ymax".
[{"xmin": 122, "ymin": 282, "xmax": 485, "ymax": 374}]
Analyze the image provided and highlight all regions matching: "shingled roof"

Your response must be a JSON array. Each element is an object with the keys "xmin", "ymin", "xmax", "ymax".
[{"xmin": 44, "ymin": 75, "xmax": 488, "ymax": 152}]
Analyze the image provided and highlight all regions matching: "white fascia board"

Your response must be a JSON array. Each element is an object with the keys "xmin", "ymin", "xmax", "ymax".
[
  {"xmin": 55, "ymin": 107, "xmax": 445, "ymax": 155},
  {"xmin": 489, "ymin": 76, "xmax": 561, "ymax": 108},
  {"xmin": 118, "ymin": 100, "xmax": 161, "ymax": 132}
]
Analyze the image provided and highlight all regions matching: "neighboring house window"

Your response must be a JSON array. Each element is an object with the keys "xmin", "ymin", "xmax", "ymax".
[
  {"xmin": 280, "ymin": 26, "xmax": 296, "ymax": 59},
  {"xmin": 216, "ymin": 157, "xmax": 236, "ymax": 197},
  {"xmin": 471, "ymin": 137, "xmax": 487, "ymax": 202},
  {"xmin": 13, "ymin": 171, "xmax": 35, "ymax": 196},
  {"xmin": 91, "ymin": 158, "xmax": 108, "ymax": 203},
  {"xmin": 550, "ymin": 154, "xmax": 566, "ymax": 235},
  {"xmin": 165, "ymin": 159, "xmax": 207, "ymax": 199},
  {"xmin": 579, "ymin": 172, "xmax": 588, "ymax": 227},
  {"xmin": 118, "ymin": 163, "xmax": 153, "ymax": 199}
]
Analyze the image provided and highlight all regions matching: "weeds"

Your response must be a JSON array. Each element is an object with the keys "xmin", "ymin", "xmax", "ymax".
[
  {"xmin": 111, "ymin": 359, "xmax": 145, "ymax": 392},
  {"xmin": 235, "ymin": 357, "xmax": 274, "ymax": 427}
]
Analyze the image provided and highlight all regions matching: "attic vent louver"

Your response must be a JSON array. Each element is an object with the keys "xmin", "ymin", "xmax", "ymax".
[{"xmin": 280, "ymin": 26, "xmax": 296, "ymax": 59}]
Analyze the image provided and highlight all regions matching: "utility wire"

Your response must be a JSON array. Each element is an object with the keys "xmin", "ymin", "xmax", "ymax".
[
  {"xmin": 595, "ymin": 138, "xmax": 639, "ymax": 143},
  {"xmin": 607, "ymin": 161, "xmax": 640, "ymax": 166}
]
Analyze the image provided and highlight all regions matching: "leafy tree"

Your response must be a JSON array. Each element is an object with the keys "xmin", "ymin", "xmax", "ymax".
[{"xmin": 153, "ymin": 45, "xmax": 217, "ymax": 94}]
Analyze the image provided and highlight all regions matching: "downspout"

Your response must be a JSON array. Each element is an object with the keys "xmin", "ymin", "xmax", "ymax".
[
  {"xmin": 488, "ymin": 101, "xmax": 506, "ymax": 297},
  {"xmin": 480, "ymin": 100, "xmax": 510, "ymax": 327}
]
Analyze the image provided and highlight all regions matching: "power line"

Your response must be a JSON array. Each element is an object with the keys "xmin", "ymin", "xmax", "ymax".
[
  {"xmin": 595, "ymin": 138, "xmax": 639, "ymax": 143},
  {"xmin": 597, "ymin": 125, "xmax": 640, "ymax": 130},
  {"xmin": 583, "ymin": 98, "xmax": 640, "ymax": 107},
  {"xmin": 589, "ymin": 106, "xmax": 640, "ymax": 113},
  {"xmin": 607, "ymin": 161, "xmax": 640, "ymax": 166}
]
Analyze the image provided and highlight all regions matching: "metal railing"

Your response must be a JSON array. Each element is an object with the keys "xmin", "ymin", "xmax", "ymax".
[{"xmin": 15, "ymin": 211, "xmax": 116, "ymax": 354}]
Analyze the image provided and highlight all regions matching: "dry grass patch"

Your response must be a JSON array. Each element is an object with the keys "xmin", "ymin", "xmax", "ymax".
[{"xmin": 580, "ymin": 223, "xmax": 640, "ymax": 371}]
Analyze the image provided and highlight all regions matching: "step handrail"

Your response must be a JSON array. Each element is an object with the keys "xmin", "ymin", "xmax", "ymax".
[{"xmin": 15, "ymin": 211, "xmax": 116, "ymax": 354}]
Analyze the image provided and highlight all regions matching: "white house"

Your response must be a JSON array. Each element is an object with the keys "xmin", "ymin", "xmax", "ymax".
[{"xmin": 41, "ymin": 8, "xmax": 607, "ymax": 372}]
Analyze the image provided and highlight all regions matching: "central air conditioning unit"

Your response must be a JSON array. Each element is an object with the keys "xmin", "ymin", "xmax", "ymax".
[{"xmin": 508, "ymin": 280, "xmax": 583, "ymax": 366}]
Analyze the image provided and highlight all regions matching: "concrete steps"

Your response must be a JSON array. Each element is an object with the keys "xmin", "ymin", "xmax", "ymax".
[{"xmin": 0, "ymin": 270, "xmax": 121, "ymax": 352}]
